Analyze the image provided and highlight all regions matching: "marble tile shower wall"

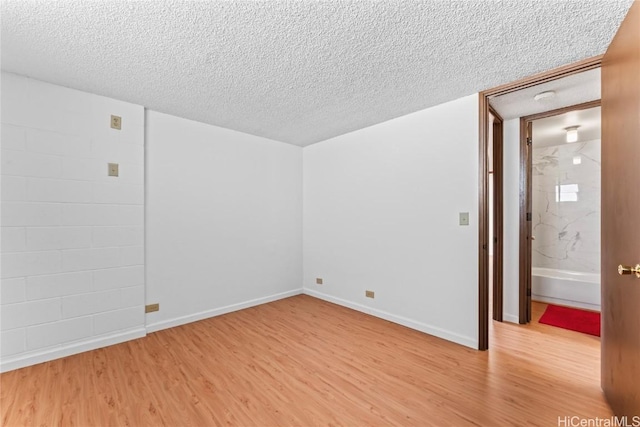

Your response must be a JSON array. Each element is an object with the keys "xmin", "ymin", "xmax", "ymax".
[{"xmin": 531, "ymin": 140, "xmax": 601, "ymax": 273}]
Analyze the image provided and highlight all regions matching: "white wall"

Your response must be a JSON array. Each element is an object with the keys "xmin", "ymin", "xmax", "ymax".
[
  {"xmin": 1, "ymin": 72, "xmax": 145, "ymax": 372},
  {"xmin": 303, "ymin": 94, "xmax": 479, "ymax": 348},
  {"xmin": 2, "ymin": 73, "xmax": 483, "ymax": 369},
  {"xmin": 145, "ymin": 111, "xmax": 302, "ymax": 332},
  {"xmin": 503, "ymin": 118, "xmax": 520, "ymax": 323}
]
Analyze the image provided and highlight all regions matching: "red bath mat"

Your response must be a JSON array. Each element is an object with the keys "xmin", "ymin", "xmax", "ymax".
[{"xmin": 539, "ymin": 304, "xmax": 601, "ymax": 337}]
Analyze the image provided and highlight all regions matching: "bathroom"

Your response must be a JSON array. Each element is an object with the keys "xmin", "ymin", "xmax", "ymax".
[{"xmin": 530, "ymin": 106, "xmax": 601, "ymax": 311}]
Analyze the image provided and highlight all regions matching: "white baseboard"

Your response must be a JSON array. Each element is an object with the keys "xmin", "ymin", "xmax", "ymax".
[
  {"xmin": 1, "ymin": 288, "xmax": 477, "ymax": 372},
  {"xmin": 532, "ymin": 295, "xmax": 600, "ymax": 312},
  {"xmin": 503, "ymin": 313, "xmax": 520, "ymax": 324},
  {"xmin": 0, "ymin": 327, "xmax": 146, "ymax": 373},
  {"xmin": 2, "ymin": 289, "xmax": 304, "ymax": 373},
  {"xmin": 145, "ymin": 288, "xmax": 304, "ymax": 333},
  {"xmin": 303, "ymin": 289, "xmax": 477, "ymax": 349}
]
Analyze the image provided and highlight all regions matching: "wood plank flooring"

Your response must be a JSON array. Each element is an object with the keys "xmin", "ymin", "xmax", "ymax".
[{"xmin": 1, "ymin": 295, "xmax": 608, "ymax": 426}]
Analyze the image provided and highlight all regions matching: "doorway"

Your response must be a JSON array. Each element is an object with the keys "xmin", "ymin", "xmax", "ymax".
[
  {"xmin": 520, "ymin": 101, "xmax": 602, "ymax": 323},
  {"xmin": 480, "ymin": 2, "xmax": 640, "ymax": 414},
  {"xmin": 478, "ymin": 55, "xmax": 602, "ymax": 350}
]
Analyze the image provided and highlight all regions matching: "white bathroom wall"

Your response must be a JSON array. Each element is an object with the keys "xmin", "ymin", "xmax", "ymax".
[
  {"xmin": 502, "ymin": 118, "xmax": 520, "ymax": 323},
  {"xmin": 531, "ymin": 139, "xmax": 601, "ymax": 273},
  {"xmin": 1, "ymin": 72, "xmax": 145, "ymax": 372},
  {"xmin": 303, "ymin": 94, "xmax": 479, "ymax": 348},
  {"xmin": 145, "ymin": 111, "xmax": 302, "ymax": 332}
]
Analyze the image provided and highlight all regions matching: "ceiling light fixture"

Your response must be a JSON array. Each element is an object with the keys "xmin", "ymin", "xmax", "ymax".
[
  {"xmin": 565, "ymin": 126, "xmax": 580, "ymax": 143},
  {"xmin": 534, "ymin": 91, "xmax": 556, "ymax": 102}
]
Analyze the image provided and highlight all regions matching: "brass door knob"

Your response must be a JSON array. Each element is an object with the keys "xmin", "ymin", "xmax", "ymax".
[{"xmin": 618, "ymin": 264, "xmax": 640, "ymax": 278}]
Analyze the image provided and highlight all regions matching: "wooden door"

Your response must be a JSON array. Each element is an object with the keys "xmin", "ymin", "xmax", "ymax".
[{"xmin": 601, "ymin": 1, "xmax": 640, "ymax": 416}]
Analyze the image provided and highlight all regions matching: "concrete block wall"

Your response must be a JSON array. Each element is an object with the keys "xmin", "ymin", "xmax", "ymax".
[{"xmin": 0, "ymin": 72, "xmax": 145, "ymax": 371}]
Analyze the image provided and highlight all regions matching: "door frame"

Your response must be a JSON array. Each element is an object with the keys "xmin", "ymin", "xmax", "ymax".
[
  {"xmin": 518, "ymin": 99, "xmax": 602, "ymax": 324},
  {"xmin": 519, "ymin": 119, "xmax": 533, "ymax": 323},
  {"xmin": 477, "ymin": 55, "xmax": 602, "ymax": 350},
  {"xmin": 490, "ymin": 107, "xmax": 504, "ymax": 322}
]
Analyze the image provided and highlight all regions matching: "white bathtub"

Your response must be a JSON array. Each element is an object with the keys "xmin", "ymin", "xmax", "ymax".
[{"xmin": 531, "ymin": 268, "xmax": 601, "ymax": 311}]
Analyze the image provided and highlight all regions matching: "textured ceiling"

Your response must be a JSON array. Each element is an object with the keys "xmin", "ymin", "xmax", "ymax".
[
  {"xmin": 490, "ymin": 68, "xmax": 601, "ymax": 120},
  {"xmin": 1, "ymin": 1, "xmax": 633, "ymax": 146},
  {"xmin": 532, "ymin": 106, "xmax": 601, "ymax": 148}
]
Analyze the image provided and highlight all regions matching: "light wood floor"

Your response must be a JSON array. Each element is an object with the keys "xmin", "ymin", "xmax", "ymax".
[{"xmin": 1, "ymin": 295, "xmax": 608, "ymax": 426}]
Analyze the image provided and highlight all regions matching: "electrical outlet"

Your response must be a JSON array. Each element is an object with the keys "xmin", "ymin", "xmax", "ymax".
[
  {"xmin": 316, "ymin": 278, "xmax": 323, "ymax": 285},
  {"xmin": 365, "ymin": 290, "xmax": 375, "ymax": 299},
  {"xmin": 110, "ymin": 115, "xmax": 122, "ymax": 130},
  {"xmin": 108, "ymin": 163, "xmax": 119, "ymax": 177},
  {"xmin": 145, "ymin": 303, "xmax": 159, "ymax": 313}
]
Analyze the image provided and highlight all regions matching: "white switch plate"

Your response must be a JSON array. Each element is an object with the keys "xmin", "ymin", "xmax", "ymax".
[{"xmin": 459, "ymin": 212, "xmax": 469, "ymax": 226}]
